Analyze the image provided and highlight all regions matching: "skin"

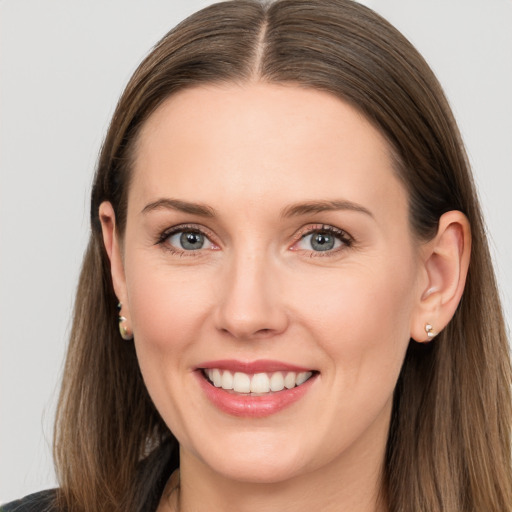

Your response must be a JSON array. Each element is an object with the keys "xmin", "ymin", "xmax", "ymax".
[{"xmin": 100, "ymin": 83, "xmax": 470, "ymax": 512}]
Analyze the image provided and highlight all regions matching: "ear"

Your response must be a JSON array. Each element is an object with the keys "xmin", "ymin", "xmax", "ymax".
[
  {"xmin": 410, "ymin": 210, "xmax": 471, "ymax": 342},
  {"xmin": 99, "ymin": 201, "xmax": 129, "ymax": 313}
]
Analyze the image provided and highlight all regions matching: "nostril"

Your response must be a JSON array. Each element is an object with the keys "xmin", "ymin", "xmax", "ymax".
[{"xmin": 219, "ymin": 326, "xmax": 277, "ymax": 340}]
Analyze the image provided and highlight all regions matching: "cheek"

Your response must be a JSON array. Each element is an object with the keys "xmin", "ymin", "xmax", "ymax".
[
  {"xmin": 289, "ymin": 256, "xmax": 416, "ymax": 457},
  {"xmin": 125, "ymin": 257, "xmax": 215, "ymax": 362},
  {"xmin": 293, "ymin": 256, "xmax": 416, "ymax": 383},
  {"xmin": 123, "ymin": 259, "xmax": 218, "ymax": 436}
]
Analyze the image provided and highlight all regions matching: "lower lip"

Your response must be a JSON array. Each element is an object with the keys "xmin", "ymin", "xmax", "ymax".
[{"xmin": 196, "ymin": 371, "xmax": 316, "ymax": 418}]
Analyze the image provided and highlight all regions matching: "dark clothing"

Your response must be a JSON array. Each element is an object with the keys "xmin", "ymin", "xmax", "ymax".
[
  {"xmin": 1, "ymin": 439, "xmax": 178, "ymax": 512},
  {"xmin": 0, "ymin": 490, "xmax": 57, "ymax": 512}
]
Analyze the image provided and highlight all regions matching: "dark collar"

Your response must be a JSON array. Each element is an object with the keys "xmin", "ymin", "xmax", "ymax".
[
  {"xmin": 135, "ymin": 437, "xmax": 180, "ymax": 512},
  {"xmin": 0, "ymin": 439, "xmax": 179, "ymax": 512}
]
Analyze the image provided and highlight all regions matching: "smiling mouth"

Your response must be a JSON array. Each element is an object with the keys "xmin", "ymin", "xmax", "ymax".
[{"xmin": 202, "ymin": 368, "xmax": 316, "ymax": 395}]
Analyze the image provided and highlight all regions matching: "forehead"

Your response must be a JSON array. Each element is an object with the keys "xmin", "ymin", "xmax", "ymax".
[{"xmin": 131, "ymin": 82, "xmax": 407, "ymax": 225}]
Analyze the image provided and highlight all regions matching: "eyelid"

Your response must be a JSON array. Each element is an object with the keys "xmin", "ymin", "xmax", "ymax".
[
  {"xmin": 294, "ymin": 223, "xmax": 352, "ymax": 239},
  {"xmin": 155, "ymin": 222, "xmax": 353, "ymax": 257},
  {"xmin": 156, "ymin": 223, "xmax": 219, "ymax": 254},
  {"xmin": 290, "ymin": 224, "xmax": 354, "ymax": 255}
]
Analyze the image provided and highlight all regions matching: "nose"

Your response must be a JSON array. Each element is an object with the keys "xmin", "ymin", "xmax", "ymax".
[{"xmin": 214, "ymin": 252, "xmax": 289, "ymax": 340}]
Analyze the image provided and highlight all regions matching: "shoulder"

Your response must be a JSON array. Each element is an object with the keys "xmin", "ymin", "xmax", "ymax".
[
  {"xmin": 0, "ymin": 489, "xmax": 59, "ymax": 512},
  {"xmin": 0, "ymin": 440, "xmax": 177, "ymax": 512}
]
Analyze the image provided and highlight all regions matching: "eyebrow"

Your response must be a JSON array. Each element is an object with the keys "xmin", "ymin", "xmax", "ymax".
[
  {"xmin": 141, "ymin": 198, "xmax": 216, "ymax": 217},
  {"xmin": 141, "ymin": 197, "xmax": 373, "ymax": 219},
  {"xmin": 281, "ymin": 200, "xmax": 374, "ymax": 219}
]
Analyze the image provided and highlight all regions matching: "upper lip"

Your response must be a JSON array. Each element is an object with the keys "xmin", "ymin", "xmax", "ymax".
[{"xmin": 197, "ymin": 359, "xmax": 314, "ymax": 373}]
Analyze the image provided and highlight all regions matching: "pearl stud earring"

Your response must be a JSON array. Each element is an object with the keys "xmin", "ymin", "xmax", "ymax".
[
  {"xmin": 425, "ymin": 323, "xmax": 436, "ymax": 340},
  {"xmin": 118, "ymin": 302, "xmax": 134, "ymax": 341}
]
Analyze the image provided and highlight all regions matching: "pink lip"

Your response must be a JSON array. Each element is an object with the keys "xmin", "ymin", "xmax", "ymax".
[
  {"xmin": 198, "ymin": 359, "xmax": 312, "ymax": 373},
  {"xmin": 194, "ymin": 360, "xmax": 317, "ymax": 418}
]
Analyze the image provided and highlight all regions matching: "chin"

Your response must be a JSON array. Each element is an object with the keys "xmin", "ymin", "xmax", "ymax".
[
  {"xmin": 209, "ymin": 453, "xmax": 307, "ymax": 484},
  {"xmin": 188, "ymin": 430, "xmax": 313, "ymax": 484}
]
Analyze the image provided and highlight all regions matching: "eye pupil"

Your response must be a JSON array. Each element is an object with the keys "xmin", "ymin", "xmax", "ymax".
[
  {"xmin": 311, "ymin": 232, "xmax": 335, "ymax": 251},
  {"xmin": 180, "ymin": 231, "xmax": 204, "ymax": 250}
]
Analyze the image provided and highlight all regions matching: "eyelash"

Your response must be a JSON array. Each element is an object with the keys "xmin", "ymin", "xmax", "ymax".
[
  {"xmin": 292, "ymin": 224, "xmax": 353, "ymax": 257},
  {"xmin": 156, "ymin": 223, "xmax": 354, "ymax": 257},
  {"xmin": 156, "ymin": 224, "xmax": 217, "ymax": 257}
]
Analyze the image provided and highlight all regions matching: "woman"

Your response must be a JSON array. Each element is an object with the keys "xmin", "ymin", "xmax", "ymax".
[{"xmin": 3, "ymin": 0, "xmax": 511, "ymax": 511}]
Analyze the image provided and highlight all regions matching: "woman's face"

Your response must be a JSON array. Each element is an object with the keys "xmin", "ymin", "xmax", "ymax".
[{"xmin": 110, "ymin": 83, "xmax": 427, "ymax": 484}]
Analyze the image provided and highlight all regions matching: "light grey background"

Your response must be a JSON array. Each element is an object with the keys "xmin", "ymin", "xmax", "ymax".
[{"xmin": 1, "ymin": 0, "xmax": 511, "ymax": 503}]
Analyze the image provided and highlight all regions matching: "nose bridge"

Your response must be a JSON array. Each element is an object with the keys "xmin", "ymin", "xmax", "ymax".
[{"xmin": 214, "ymin": 244, "xmax": 288, "ymax": 339}]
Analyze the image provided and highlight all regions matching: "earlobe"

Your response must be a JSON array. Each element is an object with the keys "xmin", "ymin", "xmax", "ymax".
[
  {"xmin": 99, "ymin": 201, "xmax": 129, "ymax": 312},
  {"xmin": 411, "ymin": 211, "xmax": 471, "ymax": 342}
]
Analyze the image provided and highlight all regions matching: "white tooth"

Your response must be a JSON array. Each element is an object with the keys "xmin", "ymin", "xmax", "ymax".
[
  {"xmin": 212, "ymin": 369, "xmax": 222, "ymax": 387},
  {"xmin": 221, "ymin": 370, "xmax": 234, "ymax": 390},
  {"xmin": 296, "ymin": 371, "xmax": 312, "ymax": 386},
  {"xmin": 269, "ymin": 372, "xmax": 285, "ymax": 392},
  {"xmin": 233, "ymin": 372, "xmax": 251, "ymax": 393},
  {"xmin": 284, "ymin": 372, "xmax": 297, "ymax": 389},
  {"xmin": 251, "ymin": 373, "xmax": 270, "ymax": 393}
]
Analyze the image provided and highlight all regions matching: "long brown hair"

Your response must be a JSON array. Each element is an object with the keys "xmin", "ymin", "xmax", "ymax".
[{"xmin": 53, "ymin": 1, "xmax": 512, "ymax": 510}]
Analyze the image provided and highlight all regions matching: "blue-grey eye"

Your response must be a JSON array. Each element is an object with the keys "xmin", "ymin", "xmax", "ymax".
[
  {"xmin": 296, "ymin": 230, "xmax": 344, "ymax": 252},
  {"xmin": 310, "ymin": 232, "xmax": 335, "ymax": 251},
  {"xmin": 168, "ymin": 230, "xmax": 212, "ymax": 251}
]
